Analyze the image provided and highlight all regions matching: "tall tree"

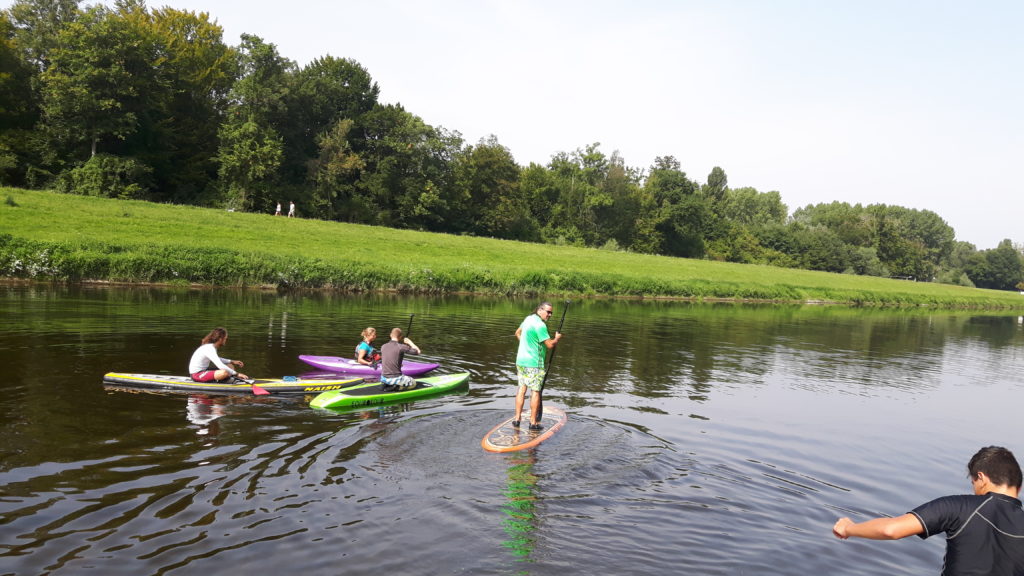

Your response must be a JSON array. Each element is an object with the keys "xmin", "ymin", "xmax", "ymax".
[
  {"xmin": 0, "ymin": 13, "xmax": 38, "ymax": 184},
  {"xmin": 284, "ymin": 56, "xmax": 378, "ymax": 188},
  {"xmin": 353, "ymin": 103, "xmax": 461, "ymax": 230},
  {"xmin": 593, "ymin": 151, "xmax": 642, "ymax": 248},
  {"xmin": 5, "ymin": 0, "xmax": 79, "ymax": 73},
  {"xmin": 126, "ymin": 5, "xmax": 237, "ymax": 202},
  {"xmin": 309, "ymin": 117, "xmax": 364, "ymax": 220},
  {"xmin": 966, "ymin": 240, "xmax": 1024, "ymax": 290},
  {"xmin": 450, "ymin": 135, "xmax": 536, "ymax": 240},
  {"xmin": 544, "ymin": 143, "xmax": 615, "ymax": 246},
  {"xmin": 39, "ymin": 4, "xmax": 153, "ymax": 159},
  {"xmin": 718, "ymin": 187, "xmax": 787, "ymax": 227},
  {"xmin": 636, "ymin": 156, "xmax": 707, "ymax": 257},
  {"xmin": 216, "ymin": 34, "xmax": 292, "ymax": 211},
  {"xmin": 216, "ymin": 117, "xmax": 283, "ymax": 211},
  {"xmin": 703, "ymin": 165, "xmax": 728, "ymax": 202}
]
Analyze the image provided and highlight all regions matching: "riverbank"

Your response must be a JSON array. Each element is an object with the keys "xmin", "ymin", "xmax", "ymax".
[{"xmin": 2, "ymin": 188, "xmax": 1022, "ymax": 309}]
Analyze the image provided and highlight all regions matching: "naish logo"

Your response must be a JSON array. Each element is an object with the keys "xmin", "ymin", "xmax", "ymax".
[{"xmin": 304, "ymin": 385, "xmax": 343, "ymax": 392}]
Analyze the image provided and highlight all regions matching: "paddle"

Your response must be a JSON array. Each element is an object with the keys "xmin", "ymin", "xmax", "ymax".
[
  {"xmin": 229, "ymin": 375, "xmax": 269, "ymax": 395},
  {"xmin": 538, "ymin": 300, "xmax": 570, "ymax": 417},
  {"xmin": 406, "ymin": 313, "xmax": 415, "ymax": 339}
]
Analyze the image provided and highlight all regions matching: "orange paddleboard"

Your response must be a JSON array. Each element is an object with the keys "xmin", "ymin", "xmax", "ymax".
[{"xmin": 482, "ymin": 406, "xmax": 567, "ymax": 453}]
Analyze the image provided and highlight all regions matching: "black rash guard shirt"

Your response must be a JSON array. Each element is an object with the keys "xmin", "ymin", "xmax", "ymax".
[{"xmin": 910, "ymin": 492, "xmax": 1024, "ymax": 576}]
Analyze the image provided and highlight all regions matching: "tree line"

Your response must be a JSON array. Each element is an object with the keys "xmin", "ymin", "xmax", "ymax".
[{"xmin": 2, "ymin": 0, "xmax": 1022, "ymax": 291}]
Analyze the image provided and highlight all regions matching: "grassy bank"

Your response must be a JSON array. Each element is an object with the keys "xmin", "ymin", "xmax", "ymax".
[{"xmin": 2, "ymin": 188, "xmax": 1022, "ymax": 309}]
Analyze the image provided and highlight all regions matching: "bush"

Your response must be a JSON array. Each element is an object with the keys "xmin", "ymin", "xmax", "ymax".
[{"xmin": 55, "ymin": 154, "xmax": 153, "ymax": 200}]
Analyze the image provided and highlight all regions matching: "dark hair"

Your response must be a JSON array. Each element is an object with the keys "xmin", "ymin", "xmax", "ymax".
[
  {"xmin": 535, "ymin": 301, "xmax": 553, "ymax": 314},
  {"xmin": 201, "ymin": 327, "xmax": 228, "ymax": 346},
  {"xmin": 968, "ymin": 446, "xmax": 1023, "ymax": 488}
]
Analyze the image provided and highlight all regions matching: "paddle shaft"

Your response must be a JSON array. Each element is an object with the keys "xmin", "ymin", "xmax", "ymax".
[
  {"xmin": 406, "ymin": 313, "xmax": 414, "ymax": 339},
  {"xmin": 540, "ymin": 300, "xmax": 569, "ymax": 389}
]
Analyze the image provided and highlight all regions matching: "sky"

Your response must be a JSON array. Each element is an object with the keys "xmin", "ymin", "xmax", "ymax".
[{"xmin": 86, "ymin": 1, "xmax": 1024, "ymax": 248}]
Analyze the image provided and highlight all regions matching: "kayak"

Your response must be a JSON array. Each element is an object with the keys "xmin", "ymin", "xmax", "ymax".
[
  {"xmin": 103, "ymin": 372, "xmax": 364, "ymax": 395},
  {"xmin": 309, "ymin": 372, "xmax": 470, "ymax": 410},
  {"xmin": 298, "ymin": 355, "xmax": 439, "ymax": 377}
]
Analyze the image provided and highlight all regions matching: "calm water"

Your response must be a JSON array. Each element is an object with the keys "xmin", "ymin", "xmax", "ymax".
[{"xmin": 1, "ymin": 285, "xmax": 1023, "ymax": 575}]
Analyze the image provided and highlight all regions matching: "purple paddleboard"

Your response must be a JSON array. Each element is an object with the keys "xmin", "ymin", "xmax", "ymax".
[{"xmin": 298, "ymin": 355, "xmax": 439, "ymax": 377}]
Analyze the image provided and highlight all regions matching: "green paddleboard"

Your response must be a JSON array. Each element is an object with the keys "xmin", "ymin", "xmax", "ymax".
[{"xmin": 309, "ymin": 372, "xmax": 470, "ymax": 409}]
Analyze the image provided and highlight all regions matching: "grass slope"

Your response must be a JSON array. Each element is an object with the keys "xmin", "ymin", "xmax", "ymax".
[{"xmin": 1, "ymin": 188, "xmax": 1022, "ymax": 309}]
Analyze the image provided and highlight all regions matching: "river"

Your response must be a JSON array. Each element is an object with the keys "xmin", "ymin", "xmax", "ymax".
[{"xmin": 1, "ymin": 285, "xmax": 1022, "ymax": 575}]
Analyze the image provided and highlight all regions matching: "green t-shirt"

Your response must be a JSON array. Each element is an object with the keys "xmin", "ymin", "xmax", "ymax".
[{"xmin": 516, "ymin": 313, "xmax": 551, "ymax": 368}]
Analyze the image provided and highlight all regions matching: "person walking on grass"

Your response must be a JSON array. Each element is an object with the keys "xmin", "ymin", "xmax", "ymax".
[
  {"xmin": 275, "ymin": 201, "xmax": 281, "ymax": 216},
  {"xmin": 513, "ymin": 301, "xmax": 562, "ymax": 431},
  {"xmin": 379, "ymin": 327, "xmax": 420, "ymax": 391},
  {"xmin": 833, "ymin": 445, "xmax": 1024, "ymax": 575},
  {"xmin": 189, "ymin": 327, "xmax": 248, "ymax": 382},
  {"xmin": 288, "ymin": 201, "xmax": 296, "ymax": 217}
]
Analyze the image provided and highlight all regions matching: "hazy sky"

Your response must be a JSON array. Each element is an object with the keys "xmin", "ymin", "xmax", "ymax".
[{"xmin": 89, "ymin": 1, "xmax": 1022, "ymax": 248}]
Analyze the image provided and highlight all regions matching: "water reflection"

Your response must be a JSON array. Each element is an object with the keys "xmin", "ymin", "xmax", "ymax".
[
  {"xmin": 185, "ymin": 395, "xmax": 227, "ymax": 435},
  {"xmin": 501, "ymin": 451, "xmax": 539, "ymax": 567}
]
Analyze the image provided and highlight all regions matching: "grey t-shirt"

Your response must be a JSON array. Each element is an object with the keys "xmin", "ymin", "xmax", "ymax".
[{"xmin": 380, "ymin": 340, "xmax": 418, "ymax": 378}]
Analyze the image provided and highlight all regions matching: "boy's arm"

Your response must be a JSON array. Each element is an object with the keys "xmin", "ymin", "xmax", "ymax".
[{"xmin": 833, "ymin": 513, "xmax": 923, "ymax": 540}]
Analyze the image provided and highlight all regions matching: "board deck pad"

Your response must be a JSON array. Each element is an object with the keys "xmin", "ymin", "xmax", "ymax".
[{"xmin": 482, "ymin": 406, "xmax": 567, "ymax": 452}]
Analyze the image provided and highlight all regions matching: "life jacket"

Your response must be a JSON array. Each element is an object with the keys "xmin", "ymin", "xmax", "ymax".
[{"xmin": 355, "ymin": 343, "xmax": 380, "ymax": 364}]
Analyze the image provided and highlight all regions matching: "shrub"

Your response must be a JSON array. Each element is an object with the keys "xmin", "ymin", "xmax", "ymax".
[{"xmin": 55, "ymin": 154, "xmax": 153, "ymax": 200}]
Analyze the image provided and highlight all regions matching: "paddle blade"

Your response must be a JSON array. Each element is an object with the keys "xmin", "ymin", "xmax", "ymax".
[{"xmin": 252, "ymin": 385, "xmax": 270, "ymax": 396}]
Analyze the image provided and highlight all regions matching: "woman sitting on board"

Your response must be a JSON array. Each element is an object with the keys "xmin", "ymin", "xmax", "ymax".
[
  {"xmin": 355, "ymin": 327, "xmax": 380, "ymax": 366},
  {"xmin": 189, "ymin": 327, "xmax": 248, "ymax": 382}
]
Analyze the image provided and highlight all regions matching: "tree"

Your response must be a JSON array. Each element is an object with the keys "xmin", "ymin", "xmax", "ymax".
[
  {"xmin": 636, "ymin": 155, "xmax": 708, "ymax": 257},
  {"xmin": 216, "ymin": 117, "xmax": 283, "ymax": 211},
  {"xmin": 283, "ymin": 56, "xmax": 378, "ymax": 189},
  {"xmin": 39, "ymin": 4, "xmax": 152, "ymax": 159},
  {"xmin": 542, "ymin": 143, "xmax": 616, "ymax": 246},
  {"xmin": 704, "ymin": 165, "xmax": 728, "ymax": 202},
  {"xmin": 5, "ymin": 0, "xmax": 80, "ymax": 73},
  {"xmin": 127, "ymin": 5, "xmax": 237, "ymax": 202},
  {"xmin": 309, "ymin": 118, "xmax": 364, "ymax": 220},
  {"xmin": 718, "ymin": 187, "xmax": 787, "ymax": 227},
  {"xmin": 353, "ymin": 103, "xmax": 461, "ymax": 230},
  {"xmin": 967, "ymin": 240, "xmax": 1024, "ymax": 291},
  {"xmin": 450, "ymin": 135, "xmax": 537, "ymax": 240},
  {"xmin": 593, "ymin": 151, "xmax": 642, "ymax": 248},
  {"xmin": 215, "ymin": 34, "xmax": 291, "ymax": 211},
  {"xmin": 792, "ymin": 202, "xmax": 875, "ymax": 247},
  {"xmin": 0, "ymin": 12, "xmax": 38, "ymax": 185}
]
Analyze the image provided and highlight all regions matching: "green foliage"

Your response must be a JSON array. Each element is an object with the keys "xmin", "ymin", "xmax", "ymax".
[
  {"xmin": 1, "ymin": 189, "xmax": 1021, "ymax": 310},
  {"xmin": 39, "ymin": 5, "xmax": 148, "ymax": 158},
  {"xmin": 54, "ymin": 153, "xmax": 151, "ymax": 199},
  {"xmin": 718, "ymin": 187, "xmax": 787, "ymax": 227},
  {"xmin": 216, "ymin": 117, "xmax": 283, "ymax": 210},
  {"xmin": 966, "ymin": 240, "xmax": 1024, "ymax": 291},
  {"xmin": 0, "ymin": 2, "xmax": 1016, "ymax": 286},
  {"xmin": 5, "ymin": 0, "xmax": 80, "ymax": 71}
]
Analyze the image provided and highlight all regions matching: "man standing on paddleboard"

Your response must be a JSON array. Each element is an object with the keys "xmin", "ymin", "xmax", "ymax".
[
  {"xmin": 833, "ymin": 445, "xmax": 1024, "ymax": 575},
  {"xmin": 514, "ymin": 302, "xmax": 562, "ymax": 430}
]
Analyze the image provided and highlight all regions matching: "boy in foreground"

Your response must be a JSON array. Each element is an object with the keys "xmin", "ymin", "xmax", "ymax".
[{"xmin": 833, "ymin": 445, "xmax": 1024, "ymax": 575}]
